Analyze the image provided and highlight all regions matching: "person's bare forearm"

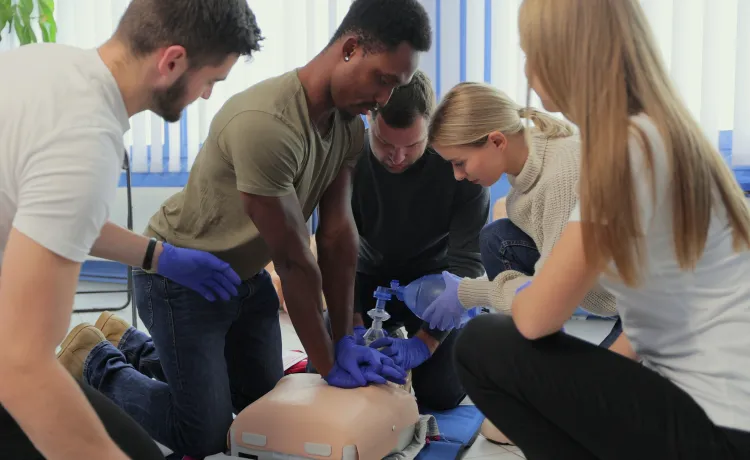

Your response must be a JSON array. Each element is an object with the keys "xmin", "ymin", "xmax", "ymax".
[
  {"xmin": 90, "ymin": 221, "xmax": 162, "ymax": 269},
  {"xmin": 317, "ymin": 227, "xmax": 358, "ymax": 343},
  {"xmin": 275, "ymin": 248, "xmax": 335, "ymax": 376},
  {"xmin": 0, "ymin": 358, "xmax": 126, "ymax": 459},
  {"xmin": 609, "ymin": 333, "xmax": 639, "ymax": 361},
  {"xmin": 415, "ymin": 330, "xmax": 440, "ymax": 354},
  {"xmin": 353, "ymin": 312, "xmax": 365, "ymax": 328}
]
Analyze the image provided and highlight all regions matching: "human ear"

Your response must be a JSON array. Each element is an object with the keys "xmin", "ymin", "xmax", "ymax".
[{"xmin": 156, "ymin": 45, "xmax": 189, "ymax": 83}]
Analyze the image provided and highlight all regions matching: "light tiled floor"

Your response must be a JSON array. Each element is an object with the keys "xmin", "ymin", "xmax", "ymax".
[
  {"xmin": 71, "ymin": 280, "xmax": 617, "ymax": 460},
  {"xmin": 464, "ymin": 436, "xmax": 526, "ymax": 459}
]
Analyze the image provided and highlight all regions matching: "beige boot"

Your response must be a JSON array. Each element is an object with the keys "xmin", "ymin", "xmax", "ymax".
[
  {"xmin": 94, "ymin": 311, "xmax": 131, "ymax": 349},
  {"xmin": 481, "ymin": 418, "xmax": 514, "ymax": 445},
  {"xmin": 56, "ymin": 323, "xmax": 107, "ymax": 380}
]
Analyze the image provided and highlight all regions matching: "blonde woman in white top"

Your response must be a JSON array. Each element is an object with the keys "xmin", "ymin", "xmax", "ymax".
[{"xmin": 429, "ymin": 0, "xmax": 750, "ymax": 458}]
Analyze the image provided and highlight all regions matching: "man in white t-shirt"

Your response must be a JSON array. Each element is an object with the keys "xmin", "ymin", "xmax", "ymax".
[{"xmin": 0, "ymin": 1, "xmax": 263, "ymax": 458}]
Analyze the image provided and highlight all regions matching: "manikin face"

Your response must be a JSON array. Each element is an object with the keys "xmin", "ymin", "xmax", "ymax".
[
  {"xmin": 330, "ymin": 39, "xmax": 420, "ymax": 122},
  {"xmin": 149, "ymin": 47, "xmax": 239, "ymax": 122},
  {"xmin": 368, "ymin": 113, "xmax": 429, "ymax": 173},
  {"xmin": 433, "ymin": 132, "xmax": 510, "ymax": 187}
]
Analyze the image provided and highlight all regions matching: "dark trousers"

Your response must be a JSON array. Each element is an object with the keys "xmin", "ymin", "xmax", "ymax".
[
  {"xmin": 353, "ymin": 272, "xmax": 466, "ymax": 411},
  {"xmin": 455, "ymin": 314, "xmax": 750, "ymax": 460},
  {"xmin": 480, "ymin": 218, "xmax": 622, "ymax": 347},
  {"xmin": 0, "ymin": 380, "xmax": 164, "ymax": 459},
  {"xmin": 84, "ymin": 269, "xmax": 283, "ymax": 458}
]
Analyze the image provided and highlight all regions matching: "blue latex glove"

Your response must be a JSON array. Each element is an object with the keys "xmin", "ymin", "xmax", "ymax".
[
  {"xmin": 353, "ymin": 325, "xmax": 367, "ymax": 346},
  {"xmin": 421, "ymin": 271, "xmax": 463, "ymax": 331},
  {"xmin": 156, "ymin": 243, "xmax": 242, "ymax": 302},
  {"xmin": 324, "ymin": 336, "xmax": 407, "ymax": 388},
  {"xmin": 369, "ymin": 336, "xmax": 431, "ymax": 371}
]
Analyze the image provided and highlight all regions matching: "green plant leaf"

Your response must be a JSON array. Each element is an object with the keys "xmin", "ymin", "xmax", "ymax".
[
  {"xmin": 18, "ymin": 0, "xmax": 33, "ymax": 17},
  {"xmin": 37, "ymin": 0, "xmax": 55, "ymax": 42},
  {"xmin": 12, "ymin": 6, "xmax": 25, "ymax": 44},
  {"xmin": 0, "ymin": 0, "xmax": 12, "ymax": 42},
  {"xmin": 12, "ymin": 3, "xmax": 36, "ymax": 45}
]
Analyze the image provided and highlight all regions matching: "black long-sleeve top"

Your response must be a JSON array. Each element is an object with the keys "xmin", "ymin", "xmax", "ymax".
[{"xmin": 352, "ymin": 135, "xmax": 490, "ymax": 281}]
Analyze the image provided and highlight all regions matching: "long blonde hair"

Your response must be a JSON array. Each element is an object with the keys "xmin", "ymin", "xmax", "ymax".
[
  {"xmin": 428, "ymin": 81, "xmax": 574, "ymax": 148},
  {"xmin": 519, "ymin": 0, "xmax": 750, "ymax": 286}
]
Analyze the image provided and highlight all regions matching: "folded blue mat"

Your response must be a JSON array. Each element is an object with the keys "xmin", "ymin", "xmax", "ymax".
[{"xmin": 416, "ymin": 405, "xmax": 485, "ymax": 460}]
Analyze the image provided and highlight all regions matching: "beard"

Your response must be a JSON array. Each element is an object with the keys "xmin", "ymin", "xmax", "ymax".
[
  {"xmin": 337, "ymin": 107, "xmax": 358, "ymax": 123},
  {"xmin": 151, "ymin": 73, "xmax": 188, "ymax": 123}
]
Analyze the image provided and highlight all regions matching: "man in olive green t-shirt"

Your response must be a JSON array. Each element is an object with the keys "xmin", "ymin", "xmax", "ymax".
[{"xmin": 77, "ymin": 0, "xmax": 433, "ymax": 457}]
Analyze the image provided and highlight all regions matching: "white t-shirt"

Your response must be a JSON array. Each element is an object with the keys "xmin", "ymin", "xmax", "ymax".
[
  {"xmin": 0, "ymin": 43, "xmax": 129, "ymax": 267},
  {"xmin": 570, "ymin": 114, "xmax": 750, "ymax": 432}
]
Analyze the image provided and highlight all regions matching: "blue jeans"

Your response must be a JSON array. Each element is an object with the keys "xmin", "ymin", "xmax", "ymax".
[
  {"xmin": 84, "ymin": 269, "xmax": 283, "ymax": 458},
  {"xmin": 480, "ymin": 218, "xmax": 622, "ymax": 348}
]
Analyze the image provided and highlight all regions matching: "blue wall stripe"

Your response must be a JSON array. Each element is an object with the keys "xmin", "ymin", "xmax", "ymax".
[
  {"xmin": 484, "ymin": 0, "xmax": 492, "ymax": 83},
  {"xmin": 146, "ymin": 139, "xmax": 152, "ymax": 171},
  {"xmin": 163, "ymin": 121, "xmax": 170, "ymax": 172},
  {"xmin": 180, "ymin": 109, "xmax": 189, "ymax": 173},
  {"xmin": 435, "ymin": 0, "xmax": 442, "ymax": 98},
  {"xmin": 459, "ymin": 0, "xmax": 467, "ymax": 82}
]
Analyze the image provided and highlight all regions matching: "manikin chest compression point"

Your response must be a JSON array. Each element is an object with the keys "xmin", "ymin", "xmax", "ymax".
[{"xmin": 229, "ymin": 373, "xmax": 419, "ymax": 460}]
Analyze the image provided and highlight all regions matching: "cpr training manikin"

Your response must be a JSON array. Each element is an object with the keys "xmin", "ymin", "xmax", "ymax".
[{"xmin": 227, "ymin": 373, "xmax": 420, "ymax": 459}]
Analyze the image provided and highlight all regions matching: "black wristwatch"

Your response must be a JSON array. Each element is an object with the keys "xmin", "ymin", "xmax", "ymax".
[{"xmin": 142, "ymin": 237, "xmax": 159, "ymax": 271}]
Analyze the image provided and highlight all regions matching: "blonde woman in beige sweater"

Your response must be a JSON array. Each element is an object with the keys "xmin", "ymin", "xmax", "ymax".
[
  {"xmin": 425, "ymin": 82, "xmax": 620, "ymax": 445},
  {"xmin": 423, "ymin": 82, "xmax": 618, "ymax": 335}
]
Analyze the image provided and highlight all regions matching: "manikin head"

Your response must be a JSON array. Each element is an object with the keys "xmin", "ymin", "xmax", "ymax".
[
  {"xmin": 428, "ymin": 82, "xmax": 574, "ymax": 187},
  {"xmin": 326, "ymin": 0, "xmax": 432, "ymax": 122},
  {"xmin": 367, "ymin": 70, "xmax": 435, "ymax": 173},
  {"xmin": 109, "ymin": 0, "xmax": 263, "ymax": 122}
]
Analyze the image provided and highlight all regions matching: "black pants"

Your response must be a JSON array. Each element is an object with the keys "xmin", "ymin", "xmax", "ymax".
[
  {"xmin": 455, "ymin": 314, "xmax": 750, "ymax": 460},
  {"xmin": 0, "ymin": 380, "xmax": 164, "ymax": 459}
]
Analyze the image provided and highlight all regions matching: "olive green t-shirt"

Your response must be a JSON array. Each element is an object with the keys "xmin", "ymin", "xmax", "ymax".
[{"xmin": 146, "ymin": 70, "xmax": 365, "ymax": 280}]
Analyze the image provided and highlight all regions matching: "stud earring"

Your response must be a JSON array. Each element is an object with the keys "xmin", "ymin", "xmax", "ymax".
[{"xmin": 344, "ymin": 55, "xmax": 350, "ymax": 62}]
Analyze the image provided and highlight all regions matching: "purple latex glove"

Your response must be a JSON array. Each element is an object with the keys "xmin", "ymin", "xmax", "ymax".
[
  {"xmin": 421, "ymin": 271, "xmax": 463, "ymax": 331},
  {"xmin": 324, "ymin": 336, "xmax": 407, "ymax": 388},
  {"xmin": 353, "ymin": 325, "xmax": 367, "ymax": 346},
  {"xmin": 324, "ymin": 361, "xmax": 391, "ymax": 388},
  {"xmin": 369, "ymin": 336, "xmax": 431, "ymax": 371},
  {"xmin": 156, "ymin": 243, "xmax": 242, "ymax": 302}
]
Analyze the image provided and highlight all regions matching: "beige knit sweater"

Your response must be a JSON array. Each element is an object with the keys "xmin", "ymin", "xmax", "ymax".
[{"xmin": 458, "ymin": 132, "xmax": 617, "ymax": 317}]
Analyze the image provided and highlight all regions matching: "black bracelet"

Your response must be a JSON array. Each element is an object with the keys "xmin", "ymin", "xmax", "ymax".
[{"xmin": 142, "ymin": 238, "xmax": 158, "ymax": 271}]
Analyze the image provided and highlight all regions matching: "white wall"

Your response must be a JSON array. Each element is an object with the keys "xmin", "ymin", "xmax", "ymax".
[{"xmin": 109, "ymin": 188, "xmax": 180, "ymax": 234}]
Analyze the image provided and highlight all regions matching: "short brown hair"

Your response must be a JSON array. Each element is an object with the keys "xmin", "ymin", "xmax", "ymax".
[
  {"xmin": 115, "ymin": 0, "xmax": 263, "ymax": 68},
  {"xmin": 372, "ymin": 70, "xmax": 435, "ymax": 129}
]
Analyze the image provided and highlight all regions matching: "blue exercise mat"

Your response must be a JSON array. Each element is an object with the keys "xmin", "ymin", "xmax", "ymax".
[{"xmin": 415, "ymin": 405, "xmax": 485, "ymax": 460}]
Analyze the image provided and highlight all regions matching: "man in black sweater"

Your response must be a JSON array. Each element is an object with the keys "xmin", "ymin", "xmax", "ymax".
[{"xmin": 351, "ymin": 71, "xmax": 489, "ymax": 410}]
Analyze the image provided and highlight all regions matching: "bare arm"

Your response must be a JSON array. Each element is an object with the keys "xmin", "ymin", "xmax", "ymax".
[
  {"xmin": 315, "ymin": 166, "xmax": 358, "ymax": 342},
  {"xmin": 90, "ymin": 221, "xmax": 162, "ymax": 269},
  {"xmin": 609, "ymin": 333, "xmax": 639, "ymax": 360},
  {"xmin": 241, "ymin": 192, "xmax": 334, "ymax": 376},
  {"xmin": 0, "ymin": 230, "xmax": 126, "ymax": 459},
  {"xmin": 511, "ymin": 221, "xmax": 604, "ymax": 339}
]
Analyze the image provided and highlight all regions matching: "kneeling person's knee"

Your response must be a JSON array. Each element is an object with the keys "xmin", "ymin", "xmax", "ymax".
[
  {"xmin": 454, "ymin": 315, "xmax": 521, "ymax": 370},
  {"xmin": 174, "ymin": 413, "xmax": 233, "ymax": 458}
]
